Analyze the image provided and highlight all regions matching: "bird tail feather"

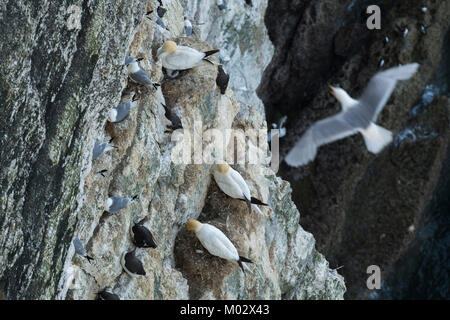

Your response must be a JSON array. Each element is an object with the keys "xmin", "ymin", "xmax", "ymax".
[
  {"xmin": 239, "ymin": 256, "xmax": 253, "ymax": 264},
  {"xmin": 244, "ymin": 197, "xmax": 252, "ymax": 214},
  {"xmin": 361, "ymin": 123, "xmax": 393, "ymax": 154},
  {"xmin": 238, "ymin": 256, "xmax": 253, "ymax": 273},
  {"xmin": 250, "ymin": 197, "xmax": 268, "ymax": 206},
  {"xmin": 203, "ymin": 49, "xmax": 219, "ymax": 57}
]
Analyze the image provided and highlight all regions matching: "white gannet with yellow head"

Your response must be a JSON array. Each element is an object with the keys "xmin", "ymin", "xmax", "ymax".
[
  {"xmin": 213, "ymin": 162, "xmax": 268, "ymax": 213},
  {"xmin": 157, "ymin": 40, "xmax": 219, "ymax": 72},
  {"xmin": 186, "ymin": 219, "xmax": 253, "ymax": 272}
]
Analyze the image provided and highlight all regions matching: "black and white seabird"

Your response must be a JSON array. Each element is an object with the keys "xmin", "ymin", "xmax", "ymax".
[
  {"xmin": 105, "ymin": 195, "xmax": 138, "ymax": 213},
  {"xmin": 108, "ymin": 96, "xmax": 138, "ymax": 123},
  {"xmin": 131, "ymin": 219, "xmax": 157, "ymax": 248},
  {"xmin": 216, "ymin": 65, "xmax": 229, "ymax": 95},
  {"xmin": 92, "ymin": 138, "xmax": 117, "ymax": 161},
  {"xmin": 125, "ymin": 56, "xmax": 160, "ymax": 89},
  {"xmin": 73, "ymin": 237, "xmax": 94, "ymax": 263},
  {"xmin": 162, "ymin": 103, "xmax": 183, "ymax": 132},
  {"xmin": 284, "ymin": 63, "xmax": 420, "ymax": 167},
  {"xmin": 121, "ymin": 248, "xmax": 146, "ymax": 277}
]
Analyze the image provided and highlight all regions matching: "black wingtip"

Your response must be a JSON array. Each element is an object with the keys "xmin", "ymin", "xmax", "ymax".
[
  {"xmin": 203, "ymin": 49, "xmax": 220, "ymax": 58},
  {"xmin": 250, "ymin": 197, "xmax": 268, "ymax": 206},
  {"xmin": 237, "ymin": 260, "xmax": 245, "ymax": 273},
  {"xmin": 153, "ymin": 83, "xmax": 161, "ymax": 90},
  {"xmin": 245, "ymin": 197, "xmax": 252, "ymax": 214},
  {"xmin": 239, "ymin": 256, "xmax": 253, "ymax": 264},
  {"xmin": 86, "ymin": 255, "xmax": 94, "ymax": 263},
  {"xmin": 132, "ymin": 195, "xmax": 139, "ymax": 201}
]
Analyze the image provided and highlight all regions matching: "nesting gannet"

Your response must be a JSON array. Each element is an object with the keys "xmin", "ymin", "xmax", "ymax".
[
  {"xmin": 213, "ymin": 163, "xmax": 268, "ymax": 213},
  {"xmin": 157, "ymin": 41, "xmax": 219, "ymax": 73},
  {"xmin": 105, "ymin": 195, "xmax": 138, "ymax": 213},
  {"xmin": 73, "ymin": 237, "xmax": 94, "ymax": 263},
  {"xmin": 131, "ymin": 219, "xmax": 157, "ymax": 248},
  {"xmin": 125, "ymin": 56, "xmax": 160, "ymax": 89},
  {"xmin": 184, "ymin": 17, "xmax": 193, "ymax": 36},
  {"xmin": 284, "ymin": 63, "xmax": 419, "ymax": 167},
  {"xmin": 108, "ymin": 96, "xmax": 138, "ymax": 123},
  {"xmin": 92, "ymin": 138, "xmax": 116, "ymax": 161},
  {"xmin": 121, "ymin": 248, "xmax": 146, "ymax": 277},
  {"xmin": 186, "ymin": 219, "xmax": 253, "ymax": 272},
  {"xmin": 162, "ymin": 103, "xmax": 183, "ymax": 132},
  {"xmin": 216, "ymin": 65, "xmax": 229, "ymax": 95},
  {"xmin": 98, "ymin": 289, "xmax": 120, "ymax": 300}
]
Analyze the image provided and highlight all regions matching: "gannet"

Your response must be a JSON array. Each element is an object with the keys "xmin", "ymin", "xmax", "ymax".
[
  {"xmin": 157, "ymin": 40, "xmax": 219, "ymax": 72},
  {"xmin": 186, "ymin": 219, "xmax": 253, "ymax": 272},
  {"xmin": 285, "ymin": 63, "xmax": 420, "ymax": 167},
  {"xmin": 213, "ymin": 163, "xmax": 268, "ymax": 213}
]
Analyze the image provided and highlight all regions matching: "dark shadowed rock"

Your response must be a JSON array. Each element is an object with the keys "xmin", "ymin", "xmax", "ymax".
[{"xmin": 258, "ymin": 0, "xmax": 450, "ymax": 298}]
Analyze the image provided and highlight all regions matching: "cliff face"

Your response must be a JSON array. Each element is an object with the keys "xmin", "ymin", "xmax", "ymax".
[
  {"xmin": 0, "ymin": 0, "xmax": 345, "ymax": 300},
  {"xmin": 258, "ymin": 0, "xmax": 450, "ymax": 298}
]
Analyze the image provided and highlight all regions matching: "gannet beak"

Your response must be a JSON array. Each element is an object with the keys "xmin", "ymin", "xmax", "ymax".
[{"xmin": 329, "ymin": 85, "xmax": 336, "ymax": 96}]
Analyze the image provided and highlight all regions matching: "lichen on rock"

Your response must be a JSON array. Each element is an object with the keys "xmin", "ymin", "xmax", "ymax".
[{"xmin": 0, "ymin": 0, "xmax": 345, "ymax": 300}]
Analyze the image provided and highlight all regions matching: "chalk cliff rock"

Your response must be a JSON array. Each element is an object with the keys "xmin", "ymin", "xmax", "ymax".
[{"xmin": 0, "ymin": 0, "xmax": 345, "ymax": 299}]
